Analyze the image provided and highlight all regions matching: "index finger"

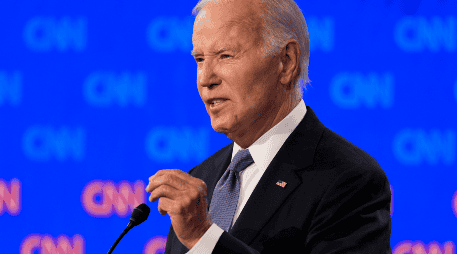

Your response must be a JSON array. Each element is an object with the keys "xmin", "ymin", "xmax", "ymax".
[{"xmin": 150, "ymin": 169, "xmax": 205, "ymax": 189}]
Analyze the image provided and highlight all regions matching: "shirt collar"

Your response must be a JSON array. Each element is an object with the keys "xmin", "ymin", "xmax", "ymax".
[{"xmin": 232, "ymin": 99, "xmax": 307, "ymax": 172}]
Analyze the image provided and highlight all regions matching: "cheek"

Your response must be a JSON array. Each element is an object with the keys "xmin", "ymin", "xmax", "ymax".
[
  {"xmin": 219, "ymin": 64, "xmax": 233, "ymax": 76},
  {"xmin": 232, "ymin": 76, "xmax": 266, "ymax": 107},
  {"xmin": 197, "ymin": 88, "xmax": 203, "ymax": 103}
]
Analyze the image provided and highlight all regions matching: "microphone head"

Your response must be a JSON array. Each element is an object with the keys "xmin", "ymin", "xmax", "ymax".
[{"xmin": 129, "ymin": 203, "xmax": 150, "ymax": 227}]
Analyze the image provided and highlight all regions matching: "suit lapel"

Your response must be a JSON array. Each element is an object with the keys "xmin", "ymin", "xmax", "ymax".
[
  {"xmin": 191, "ymin": 106, "xmax": 326, "ymax": 247},
  {"xmin": 228, "ymin": 106, "xmax": 326, "ymax": 244}
]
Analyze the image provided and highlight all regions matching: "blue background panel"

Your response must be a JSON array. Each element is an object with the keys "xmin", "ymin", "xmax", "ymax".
[{"xmin": 0, "ymin": 0, "xmax": 456, "ymax": 253}]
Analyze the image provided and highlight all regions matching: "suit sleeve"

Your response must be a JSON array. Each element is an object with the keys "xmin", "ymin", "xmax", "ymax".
[
  {"xmin": 304, "ymin": 165, "xmax": 392, "ymax": 254},
  {"xmin": 213, "ymin": 231, "xmax": 261, "ymax": 254}
]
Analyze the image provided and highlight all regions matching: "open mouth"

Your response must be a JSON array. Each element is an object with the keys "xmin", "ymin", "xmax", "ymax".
[
  {"xmin": 210, "ymin": 99, "xmax": 227, "ymax": 105},
  {"xmin": 210, "ymin": 99, "xmax": 228, "ymax": 108}
]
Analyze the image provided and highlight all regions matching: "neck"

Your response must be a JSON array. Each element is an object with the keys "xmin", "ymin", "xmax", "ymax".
[{"xmin": 229, "ymin": 93, "xmax": 301, "ymax": 149}]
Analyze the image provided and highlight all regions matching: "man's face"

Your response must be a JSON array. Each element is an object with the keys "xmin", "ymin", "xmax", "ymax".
[{"xmin": 192, "ymin": 0, "xmax": 284, "ymax": 142}]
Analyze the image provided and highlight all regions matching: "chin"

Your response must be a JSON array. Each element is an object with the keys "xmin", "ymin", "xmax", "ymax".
[
  {"xmin": 211, "ymin": 123, "xmax": 228, "ymax": 134},
  {"xmin": 211, "ymin": 119, "xmax": 233, "ymax": 134}
]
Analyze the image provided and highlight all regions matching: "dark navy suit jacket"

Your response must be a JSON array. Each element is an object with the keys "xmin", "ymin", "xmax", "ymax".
[{"xmin": 165, "ymin": 106, "xmax": 392, "ymax": 253}]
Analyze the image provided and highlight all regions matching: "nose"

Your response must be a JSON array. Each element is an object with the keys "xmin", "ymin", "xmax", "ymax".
[{"xmin": 197, "ymin": 59, "xmax": 221, "ymax": 89}]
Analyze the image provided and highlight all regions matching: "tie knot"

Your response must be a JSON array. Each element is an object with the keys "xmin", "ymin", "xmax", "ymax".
[{"xmin": 230, "ymin": 149, "xmax": 254, "ymax": 174}]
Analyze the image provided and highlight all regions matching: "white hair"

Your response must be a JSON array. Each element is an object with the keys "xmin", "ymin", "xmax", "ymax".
[{"xmin": 192, "ymin": 0, "xmax": 311, "ymax": 100}]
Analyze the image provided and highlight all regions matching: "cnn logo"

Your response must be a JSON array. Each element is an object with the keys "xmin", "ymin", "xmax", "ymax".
[
  {"xmin": 144, "ymin": 236, "xmax": 167, "ymax": 254},
  {"xmin": 393, "ymin": 241, "xmax": 455, "ymax": 254},
  {"xmin": 0, "ymin": 178, "xmax": 21, "ymax": 216},
  {"xmin": 81, "ymin": 180, "xmax": 146, "ymax": 217},
  {"xmin": 20, "ymin": 234, "xmax": 85, "ymax": 254}
]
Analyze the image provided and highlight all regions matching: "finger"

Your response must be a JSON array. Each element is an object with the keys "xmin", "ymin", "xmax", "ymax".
[
  {"xmin": 147, "ymin": 169, "xmax": 176, "ymax": 188},
  {"xmin": 146, "ymin": 169, "xmax": 178, "ymax": 192},
  {"xmin": 149, "ymin": 169, "xmax": 176, "ymax": 182},
  {"xmin": 169, "ymin": 169, "xmax": 207, "ymax": 191},
  {"xmin": 153, "ymin": 169, "xmax": 192, "ymax": 182},
  {"xmin": 146, "ymin": 171, "xmax": 188, "ymax": 193},
  {"xmin": 147, "ymin": 173, "xmax": 186, "ymax": 194},
  {"xmin": 157, "ymin": 197, "xmax": 173, "ymax": 215},
  {"xmin": 154, "ymin": 169, "xmax": 206, "ymax": 190},
  {"xmin": 148, "ymin": 184, "xmax": 180, "ymax": 203}
]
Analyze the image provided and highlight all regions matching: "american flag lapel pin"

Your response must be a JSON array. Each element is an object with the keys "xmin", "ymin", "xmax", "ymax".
[{"xmin": 276, "ymin": 180, "xmax": 287, "ymax": 188}]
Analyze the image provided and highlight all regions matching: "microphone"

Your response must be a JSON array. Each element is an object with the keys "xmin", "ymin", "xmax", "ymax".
[{"xmin": 107, "ymin": 203, "xmax": 151, "ymax": 254}]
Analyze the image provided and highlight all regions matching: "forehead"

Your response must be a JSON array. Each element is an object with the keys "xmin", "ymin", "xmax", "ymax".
[
  {"xmin": 192, "ymin": 1, "xmax": 261, "ymax": 53},
  {"xmin": 194, "ymin": 0, "xmax": 259, "ymax": 28},
  {"xmin": 193, "ymin": 23, "xmax": 246, "ymax": 52}
]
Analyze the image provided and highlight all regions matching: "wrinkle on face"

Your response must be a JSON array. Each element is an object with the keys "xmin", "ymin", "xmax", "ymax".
[
  {"xmin": 191, "ymin": 0, "xmax": 297, "ymax": 148},
  {"xmin": 192, "ymin": 0, "xmax": 265, "ymax": 55}
]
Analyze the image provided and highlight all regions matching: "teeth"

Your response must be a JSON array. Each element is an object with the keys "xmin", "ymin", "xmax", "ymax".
[{"xmin": 211, "ymin": 99, "xmax": 223, "ymax": 105}]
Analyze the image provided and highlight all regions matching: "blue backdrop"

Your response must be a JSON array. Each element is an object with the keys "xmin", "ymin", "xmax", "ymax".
[{"xmin": 1, "ymin": 0, "xmax": 456, "ymax": 253}]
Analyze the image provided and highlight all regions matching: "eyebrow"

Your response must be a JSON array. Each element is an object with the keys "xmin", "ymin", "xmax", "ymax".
[{"xmin": 191, "ymin": 47, "xmax": 235, "ymax": 57}]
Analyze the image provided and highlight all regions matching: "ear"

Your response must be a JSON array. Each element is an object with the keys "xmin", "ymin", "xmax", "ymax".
[{"xmin": 279, "ymin": 39, "xmax": 301, "ymax": 87}]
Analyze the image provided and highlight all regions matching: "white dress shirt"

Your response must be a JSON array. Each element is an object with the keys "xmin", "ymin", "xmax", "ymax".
[{"xmin": 187, "ymin": 99, "xmax": 307, "ymax": 253}]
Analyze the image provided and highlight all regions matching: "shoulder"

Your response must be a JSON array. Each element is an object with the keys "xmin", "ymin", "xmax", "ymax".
[
  {"xmin": 312, "ymin": 126, "xmax": 390, "ymax": 190},
  {"xmin": 302, "ymin": 128, "xmax": 392, "ymax": 251}
]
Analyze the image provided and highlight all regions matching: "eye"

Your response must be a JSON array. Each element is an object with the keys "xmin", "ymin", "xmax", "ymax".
[
  {"xmin": 195, "ymin": 58, "xmax": 204, "ymax": 63},
  {"xmin": 221, "ymin": 54, "xmax": 231, "ymax": 59}
]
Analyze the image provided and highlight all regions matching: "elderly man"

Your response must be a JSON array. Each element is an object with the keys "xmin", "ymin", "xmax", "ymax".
[{"xmin": 145, "ymin": 0, "xmax": 392, "ymax": 253}]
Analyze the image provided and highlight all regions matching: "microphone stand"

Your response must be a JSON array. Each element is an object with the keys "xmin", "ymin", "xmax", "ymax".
[{"xmin": 107, "ymin": 222, "xmax": 134, "ymax": 254}]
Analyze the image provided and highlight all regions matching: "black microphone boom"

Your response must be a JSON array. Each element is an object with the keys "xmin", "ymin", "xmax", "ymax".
[{"xmin": 107, "ymin": 203, "xmax": 151, "ymax": 254}]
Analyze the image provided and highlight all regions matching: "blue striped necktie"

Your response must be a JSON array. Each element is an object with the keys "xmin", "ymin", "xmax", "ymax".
[{"xmin": 208, "ymin": 149, "xmax": 255, "ymax": 232}]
